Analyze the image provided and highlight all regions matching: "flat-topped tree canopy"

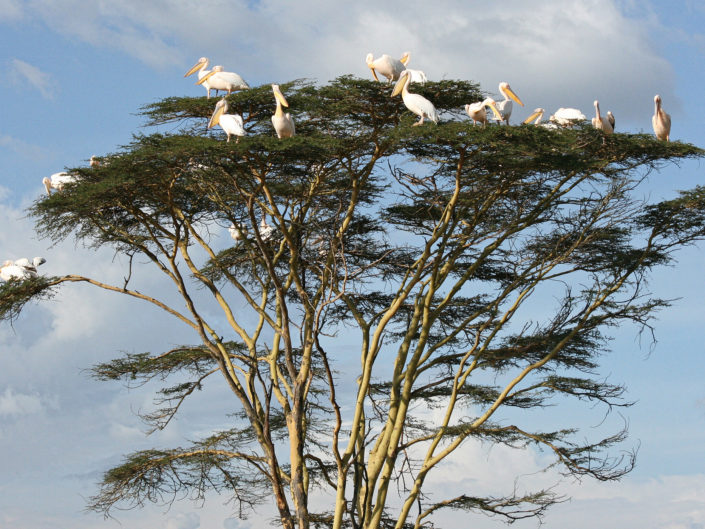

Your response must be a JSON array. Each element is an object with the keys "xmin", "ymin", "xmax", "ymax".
[{"xmin": 3, "ymin": 76, "xmax": 705, "ymax": 529}]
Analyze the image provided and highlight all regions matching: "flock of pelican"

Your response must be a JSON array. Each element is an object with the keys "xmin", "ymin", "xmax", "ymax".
[{"xmin": 1, "ymin": 53, "xmax": 675, "ymax": 283}]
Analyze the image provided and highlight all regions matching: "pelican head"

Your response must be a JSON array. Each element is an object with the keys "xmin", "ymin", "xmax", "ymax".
[
  {"xmin": 365, "ymin": 53, "xmax": 380, "ymax": 81},
  {"xmin": 272, "ymin": 84, "xmax": 289, "ymax": 107},
  {"xmin": 196, "ymin": 65, "xmax": 223, "ymax": 85},
  {"xmin": 499, "ymin": 82, "xmax": 524, "ymax": 106},
  {"xmin": 391, "ymin": 69, "xmax": 410, "ymax": 97},
  {"xmin": 399, "ymin": 51, "xmax": 410, "ymax": 66},
  {"xmin": 185, "ymin": 57, "xmax": 208, "ymax": 77},
  {"xmin": 208, "ymin": 97, "xmax": 228, "ymax": 129},
  {"xmin": 523, "ymin": 108, "xmax": 545, "ymax": 124}
]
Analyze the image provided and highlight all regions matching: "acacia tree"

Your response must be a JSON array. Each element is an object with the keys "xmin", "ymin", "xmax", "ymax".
[{"xmin": 3, "ymin": 77, "xmax": 705, "ymax": 529}]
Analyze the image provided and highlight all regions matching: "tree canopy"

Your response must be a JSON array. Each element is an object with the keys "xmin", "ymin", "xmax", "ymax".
[{"xmin": 3, "ymin": 76, "xmax": 705, "ymax": 529}]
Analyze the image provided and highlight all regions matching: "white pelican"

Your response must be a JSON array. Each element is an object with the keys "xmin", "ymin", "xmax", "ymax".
[
  {"xmin": 43, "ymin": 172, "xmax": 77, "ymax": 195},
  {"xmin": 366, "ymin": 52, "xmax": 409, "ymax": 83},
  {"xmin": 652, "ymin": 95, "xmax": 671, "ymax": 142},
  {"xmin": 184, "ymin": 57, "xmax": 215, "ymax": 98},
  {"xmin": 404, "ymin": 68, "xmax": 428, "ymax": 85},
  {"xmin": 208, "ymin": 97, "xmax": 246, "ymax": 142},
  {"xmin": 271, "ymin": 84, "xmax": 295, "ymax": 139},
  {"xmin": 607, "ymin": 111, "xmax": 615, "ymax": 131},
  {"xmin": 493, "ymin": 82, "xmax": 524, "ymax": 125},
  {"xmin": 465, "ymin": 98, "xmax": 503, "ymax": 126},
  {"xmin": 523, "ymin": 108, "xmax": 559, "ymax": 129},
  {"xmin": 549, "ymin": 108, "xmax": 586, "ymax": 126},
  {"xmin": 258, "ymin": 217, "xmax": 274, "ymax": 242},
  {"xmin": 229, "ymin": 223, "xmax": 246, "ymax": 243},
  {"xmin": 1, "ymin": 257, "xmax": 45, "ymax": 281},
  {"xmin": 591, "ymin": 100, "xmax": 614, "ymax": 134},
  {"xmin": 197, "ymin": 65, "xmax": 249, "ymax": 96},
  {"xmin": 391, "ymin": 69, "xmax": 438, "ymax": 126},
  {"xmin": 90, "ymin": 155, "xmax": 101, "ymax": 167}
]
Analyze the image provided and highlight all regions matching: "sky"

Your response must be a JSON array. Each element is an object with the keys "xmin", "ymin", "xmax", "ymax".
[{"xmin": 1, "ymin": 1, "xmax": 705, "ymax": 528}]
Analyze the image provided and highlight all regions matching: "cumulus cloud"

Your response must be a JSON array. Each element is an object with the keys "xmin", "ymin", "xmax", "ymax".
[
  {"xmin": 0, "ymin": 387, "xmax": 43, "ymax": 416},
  {"xmin": 9, "ymin": 59, "xmax": 56, "ymax": 100},
  {"xmin": 0, "ymin": 0, "xmax": 23, "ymax": 21},
  {"xmin": 16, "ymin": 0, "xmax": 676, "ymax": 128},
  {"xmin": 165, "ymin": 512, "xmax": 200, "ymax": 529}
]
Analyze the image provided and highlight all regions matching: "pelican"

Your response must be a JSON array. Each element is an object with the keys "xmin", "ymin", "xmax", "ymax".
[
  {"xmin": 197, "ymin": 65, "xmax": 249, "ymax": 96},
  {"xmin": 494, "ymin": 82, "xmax": 524, "ymax": 125},
  {"xmin": 1, "ymin": 257, "xmax": 45, "ymax": 281},
  {"xmin": 366, "ymin": 52, "xmax": 409, "ymax": 83},
  {"xmin": 90, "ymin": 155, "xmax": 101, "ymax": 167},
  {"xmin": 465, "ymin": 98, "xmax": 503, "ymax": 126},
  {"xmin": 607, "ymin": 111, "xmax": 615, "ymax": 131},
  {"xmin": 184, "ymin": 57, "xmax": 215, "ymax": 98},
  {"xmin": 592, "ymin": 100, "xmax": 614, "ymax": 134},
  {"xmin": 258, "ymin": 217, "xmax": 274, "ymax": 242},
  {"xmin": 652, "ymin": 95, "xmax": 671, "ymax": 141},
  {"xmin": 403, "ymin": 68, "xmax": 428, "ymax": 85},
  {"xmin": 208, "ymin": 97, "xmax": 246, "ymax": 142},
  {"xmin": 391, "ymin": 69, "xmax": 438, "ymax": 126},
  {"xmin": 229, "ymin": 223, "xmax": 246, "ymax": 243},
  {"xmin": 43, "ymin": 172, "xmax": 77, "ymax": 195},
  {"xmin": 523, "ymin": 108, "xmax": 559, "ymax": 129},
  {"xmin": 271, "ymin": 84, "xmax": 295, "ymax": 139},
  {"xmin": 549, "ymin": 108, "xmax": 586, "ymax": 126}
]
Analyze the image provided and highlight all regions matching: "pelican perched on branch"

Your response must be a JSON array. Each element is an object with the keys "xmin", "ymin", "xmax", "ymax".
[
  {"xmin": 523, "ymin": 108, "xmax": 559, "ymax": 128},
  {"xmin": 465, "ymin": 98, "xmax": 503, "ymax": 126},
  {"xmin": 271, "ymin": 84, "xmax": 295, "ymax": 139},
  {"xmin": 652, "ymin": 95, "xmax": 671, "ymax": 141},
  {"xmin": 208, "ymin": 97, "xmax": 246, "ymax": 142},
  {"xmin": 549, "ymin": 108, "xmax": 586, "ymax": 126},
  {"xmin": 392, "ymin": 69, "xmax": 438, "ymax": 126},
  {"xmin": 229, "ymin": 223, "xmax": 246, "ymax": 243},
  {"xmin": 591, "ymin": 100, "xmax": 614, "ymax": 134},
  {"xmin": 184, "ymin": 57, "xmax": 215, "ymax": 98},
  {"xmin": 1, "ymin": 257, "xmax": 45, "ymax": 281},
  {"xmin": 366, "ymin": 52, "xmax": 409, "ymax": 83},
  {"xmin": 404, "ymin": 68, "xmax": 428, "ymax": 85},
  {"xmin": 197, "ymin": 65, "xmax": 249, "ymax": 96},
  {"xmin": 43, "ymin": 172, "xmax": 77, "ymax": 195},
  {"xmin": 494, "ymin": 82, "xmax": 524, "ymax": 125}
]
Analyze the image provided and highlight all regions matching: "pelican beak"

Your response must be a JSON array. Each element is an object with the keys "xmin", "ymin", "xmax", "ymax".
[
  {"xmin": 505, "ymin": 86, "xmax": 524, "ymax": 106},
  {"xmin": 487, "ymin": 102, "xmax": 503, "ymax": 121},
  {"xmin": 523, "ymin": 110, "xmax": 542, "ymax": 124},
  {"xmin": 184, "ymin": 61, "xmax": 204, "ymax": 77},
  {"xmin": 391, "ymin": 73, "xmax": 406, "ymax": 97},
  {"xmin": 196, "ymin": 70, "xmax": 216, "ymax": 85},
  {"xmin": 274, "ymin": 89, "xmax": 289, "ymax": 107},
  {"xmin": 400, "ymin": 52, "xmax": 410, "ymax": 66},
  {"xmin": 208, "ymin": 105, "xmax": 225, "ymax": 128},
  {"xmin": 369, "ymin": 66, "xmax": 380, "ymax": 82}
]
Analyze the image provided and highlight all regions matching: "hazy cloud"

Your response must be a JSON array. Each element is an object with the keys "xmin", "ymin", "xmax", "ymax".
[
  {"xmin": 0, "ymin": 0, "xmax": 23, "ymax": 21},
  {"xmin": 9, "ymin": 59, "xmax": 56, "ymax": 99},
  {"xmin": 165, "ymin": 512, "xmax": 200, "ymax": 529},
  {"xmin": 0, "ymin": 134, "xmax": 47, "ymax": 160},
  {"xmin": 0, "ymin": 387, "xmax": 43, "ymax": 416}
]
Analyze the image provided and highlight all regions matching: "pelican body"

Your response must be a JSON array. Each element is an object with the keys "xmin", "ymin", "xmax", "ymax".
[
  {"xmin": 184, "ymin": 57, "xmax": 215, "ymax": 98},
  {"xmin": 1, "ymin": 257, "xmax": 45, "ymax": 281},
  {"xmin": 271, "ymin": 84, "xmax": 295, "ymax": 139},
  {"xmin": 43, "ymin": 172, "xmax": 77, "ymax": 195},
  {"xmin": 466, "ymin": 98, "xmax": 503, "ymax": 126},
  {"xmin": 404, "ymin": 68, "xmax": 427, "ymax": 85},
  {"xmin": 549, "ymin": 108, "xmax": 586, "ymax": 126},
  {"xmin": 652, "ymin": 95, "xmax": 671, "ymax": 141},
  {"xmin": 197, "ymin": 65, "xmax": 249, "ymax": 96},
  {"xmin": 208, "ymin": 98, "xmax": 246, "ymax": 142},
  {"xmin": 494, "ymin": 82, "xmax": 524, "ymax": 125},
  {"xmin": 366, "ymin": 52, "xmax": 409, "ymax": 83},
  {"xmin": 592, "ymin": 100, "xmax": 614, "ymax": 134},
  {"xmin": 392, "ymin": 69, "xmax": 438, "ymax": 126}
]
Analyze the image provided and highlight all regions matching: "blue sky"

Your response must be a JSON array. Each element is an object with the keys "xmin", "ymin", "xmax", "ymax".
[{"xmin": 1, "ymin": 1, "xmax": 704, "ymax": 529}]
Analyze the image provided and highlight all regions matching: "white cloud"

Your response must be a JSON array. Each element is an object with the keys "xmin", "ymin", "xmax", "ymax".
[
  {"xmin": 0, "ymin": 0, "xmax": 23, "ymax": 21},
  {"xmin": 16, "ymin": 0, "xmax": 676, "ymax": 128},
  {"xmin": 0, "ymin": 134, "xmax": 47, "ymax": 160},
  {"xmin": 9, "ymin": 59, "xmax": 56, "ymax": 100},
  {"xmin": 0, "ymin": 387, "xmax": 43, "ymax": 416},
  {"xmin": 165, "ymin": 512, "xmax": 200, "ymax": 529}
]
